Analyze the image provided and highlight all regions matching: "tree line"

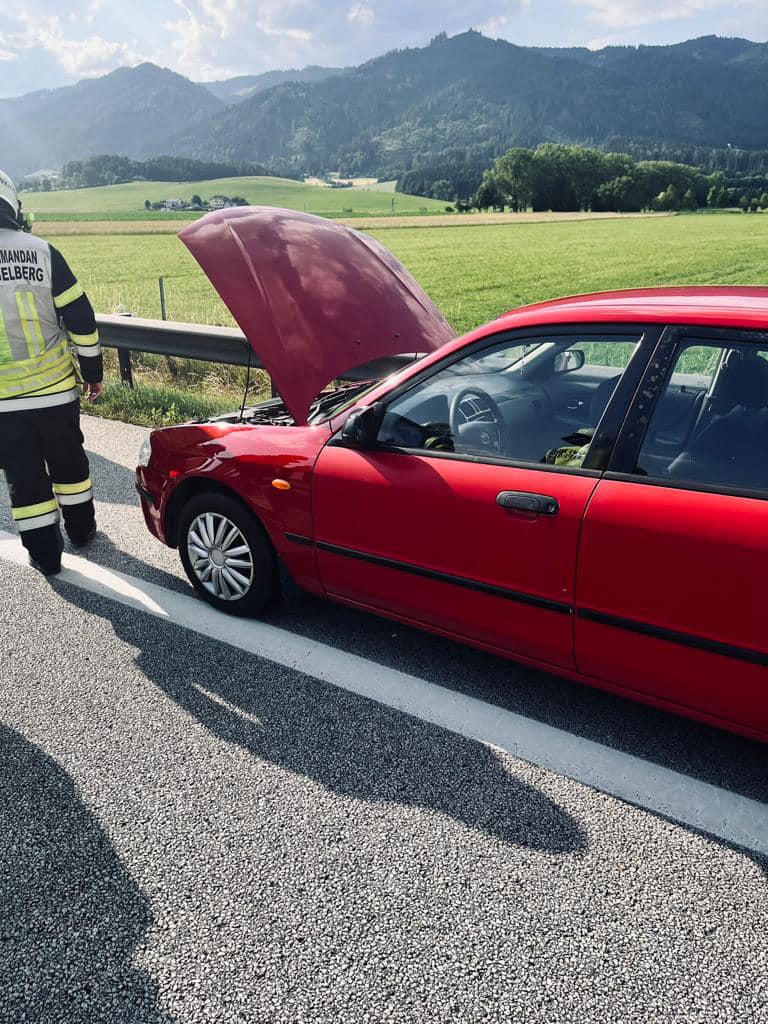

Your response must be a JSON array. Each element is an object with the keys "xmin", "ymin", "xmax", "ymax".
[
  {"xmin": 18, "ymin": 155, "xmax": 268, "ymax": 191},
  {"xmin": 400, "ymin": 144, "xmax": 768, "ymax": 213}
]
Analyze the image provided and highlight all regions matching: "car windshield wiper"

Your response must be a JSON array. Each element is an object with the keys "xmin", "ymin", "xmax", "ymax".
[{"xmin": 310, "ymin": 381, "xmax": 376, "ymax": 418}]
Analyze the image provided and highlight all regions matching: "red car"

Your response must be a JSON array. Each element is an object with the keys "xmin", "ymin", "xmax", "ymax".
[{"xmin": 136, "ymin": 208, "xmax": 768, "ymax": 742}]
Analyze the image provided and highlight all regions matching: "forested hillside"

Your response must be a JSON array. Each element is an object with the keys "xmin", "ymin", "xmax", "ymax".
[
  {"xmin": 170, "ymin": 32, "xmax": 768, "ymax": 179},
  {"xmin": 3, "ymin": 31, "xmax": 768, "ymax": 182},
  {"xmin": 0, "ymin": 65, "xmax": 223, "ymax": 178},
  {"xmin": 203, "ymin": 66, "xmax": 344, "ymax": 103}
]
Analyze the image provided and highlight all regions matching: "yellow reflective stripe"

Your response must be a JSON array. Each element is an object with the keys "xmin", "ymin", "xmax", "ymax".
[
  {"xmin": 16, "ymin": 509, "xmax": 60, "ymax": 533},
  {"xmin": 0, "ymin": 357, "xmax": 74, "ymax": 395},
  {"xmin": 12, "ymin": 498, "xmax": 59, "ymax": 521},
  {"xmin": 26, "ymin": 292, "xmax": 46, "ymax": 354},
  {"xmin": 25, "ymin": 374, "xmax": 78, "ymax": 398},
  {"xmin": 53, "ymin": 282, "xmax": 84, "ymax": 309},
  {"xmin": 69, "ymin": 330, "xmax": 99, "ymax": 347},
  {"xmin": 0, "ymin": 339, "xmax": 70, "ymax": 381},
  {"xmin": 53, "ymin": 478, "xmax": 92, "ymax": 496},
  {"xmin": 15, "ymin": 292, "xmax": 36, "ymax": 359},
  {"xmin": 0, "ymin": 308, "xmax": 10, "ymax": 365}
]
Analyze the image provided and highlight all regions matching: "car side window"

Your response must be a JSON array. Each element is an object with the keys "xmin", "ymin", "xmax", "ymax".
[
  {"xmin": 378, "ymin": 333, "xmax": 641, "ymax": 468},
  {"xmin": 634, "ymin": 341, "xmax": 768, "ymax": 492}
]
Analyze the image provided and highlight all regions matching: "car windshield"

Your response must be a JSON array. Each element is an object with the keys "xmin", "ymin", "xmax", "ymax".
[{"xmin": 446, "ymin": 340, "xmax": 549, "ymax": 375}]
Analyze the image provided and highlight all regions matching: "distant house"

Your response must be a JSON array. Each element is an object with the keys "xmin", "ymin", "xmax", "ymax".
[
  {"xmin": 162, "ymin": 198, "xmax": 185, "ymax": 209},
  {"xmin": 208, "ymin": 195, "xmax": 230, "ymax": 210}
]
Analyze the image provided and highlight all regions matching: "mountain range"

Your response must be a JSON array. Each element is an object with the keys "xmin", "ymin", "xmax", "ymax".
[{"xmin": 2, "ymin": 31, "xmax": 768, "ymax": 181}]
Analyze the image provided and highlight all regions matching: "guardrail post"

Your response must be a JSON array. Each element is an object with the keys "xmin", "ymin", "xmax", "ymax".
[
  {"xmin": 118, "ymin": 349, "xmax": 134, "ymax": 389},
  {"xmin": 115, "ymin": 309, "xmax": 135, "ymax": 388}
]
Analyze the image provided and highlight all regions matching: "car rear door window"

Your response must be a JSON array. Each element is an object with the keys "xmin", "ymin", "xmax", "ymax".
[{"xmin": 634, "ymin": 340, "xmax": 768, "ymax": 493}]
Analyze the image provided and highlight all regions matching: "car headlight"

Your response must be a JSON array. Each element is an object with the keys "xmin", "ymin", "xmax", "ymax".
[{"xmin": 137, "ymin": 434, "xmax": 153, "ymax": 468}]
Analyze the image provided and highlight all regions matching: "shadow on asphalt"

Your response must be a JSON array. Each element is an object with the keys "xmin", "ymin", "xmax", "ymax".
[
  {"xmin": 84, "ymin": 450, "xmax": 768, "ymax": 814},
  {"xmin": 0, "ymin": 723, "xmax": 172, "ymax": 1024},
  {"xmin": 78, "ymin": 531, "xmax": 189, "ymax": 595},
  {"xmin": 79, "ymin": 449, "xmax": 767, "ymax": 869},
  {"xmin": 267, "ymin": 597, "xmax": 768, "ymax": 809},
  {"xmin": 56, "ymin": 584, "xmax": 587, "ymax": 858}
]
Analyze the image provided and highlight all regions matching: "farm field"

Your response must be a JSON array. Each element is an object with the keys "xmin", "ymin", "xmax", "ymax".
[
  {"xmin": 35, "ymin": 210, "xmax": 665, "ymax": 235},
  {"xmin": 44, "ymin": 212, "xmax": 768, "ymax": 336},
  {"xmin": 22, "ymin": 176, "xmax": 446, "ymax": 219},
  {"xmin": 41, "ymin": 212, "xmax": 768, "ymax": 424}
]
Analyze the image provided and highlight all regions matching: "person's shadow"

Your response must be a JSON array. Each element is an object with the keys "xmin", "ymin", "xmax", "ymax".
[
  {"xmin": 56, "ymin": 583, "xmax": 587, "ymax": 857},
  {"xmin": 0, "ymin": 722, "xmax": 172, "ymax": 1024}
]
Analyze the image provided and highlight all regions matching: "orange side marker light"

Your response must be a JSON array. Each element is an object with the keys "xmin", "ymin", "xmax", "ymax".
[{"xmin": 272, "ymin": 479, "xmax": 291, "ymax": 491}]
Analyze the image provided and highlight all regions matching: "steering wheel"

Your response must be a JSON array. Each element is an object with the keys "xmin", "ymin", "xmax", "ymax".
[{"xmin": 449, "ymin": 386, "xmax": 507, "ymax": 456}]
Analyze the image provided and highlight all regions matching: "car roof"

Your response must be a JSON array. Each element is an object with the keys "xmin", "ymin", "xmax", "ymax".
[{"xmin": 494, "ymin": 287, "xmax": 768, "ymax": 332}]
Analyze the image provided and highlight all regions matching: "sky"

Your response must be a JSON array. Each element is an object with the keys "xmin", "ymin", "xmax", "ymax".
[{"xmin": 1, "ymin": 0, "xmax": 766, "ymax": 97}]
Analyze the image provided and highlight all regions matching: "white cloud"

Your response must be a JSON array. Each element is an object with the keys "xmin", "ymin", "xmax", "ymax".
[
  {"xmin": 198, "ymin": 0, "xmax": 242, "ymax": 36},
  {"xmin": 480, "ymin": 0, "xmax": 531, "ymax": 36},
  {"xmin": 347, "ymin": 3, "xmax": 375, "ymax": 28},
  {"xmin": 0, "ymin": 47, "xmax": 16, "ymax": 61},
  {"xmin": 571, "ymin": 0, "xmax": 755, "ymax": 30},
  {"xmin": 161, "ymin": 0, "xmax": 314, "ymax": 79},
  {"xmin": 2, "ymin": 7, "xmax": 143, "ymax": 78}
]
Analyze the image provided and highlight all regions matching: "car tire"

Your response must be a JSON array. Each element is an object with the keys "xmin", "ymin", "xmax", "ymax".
[{"xmin": 178, "ymin": 492, "xmax": 277, "ymax": 617}]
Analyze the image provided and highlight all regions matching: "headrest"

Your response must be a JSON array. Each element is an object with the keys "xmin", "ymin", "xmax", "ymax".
[{"xmin": 721, "ymin": 356, "xmax": 768, "ymax": 411}]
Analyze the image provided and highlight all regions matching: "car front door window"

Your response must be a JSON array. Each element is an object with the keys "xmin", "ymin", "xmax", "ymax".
[{"xmin": 378, "ymin": 334, "xmax": 642, "ymax": 469}]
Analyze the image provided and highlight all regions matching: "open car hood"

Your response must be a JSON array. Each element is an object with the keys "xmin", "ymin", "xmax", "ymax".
[{"xmin": 179, "ymin": 207, "xmax": 456, "ymax": 424}]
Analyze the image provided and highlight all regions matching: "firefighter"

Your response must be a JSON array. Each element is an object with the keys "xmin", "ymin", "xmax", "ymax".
[{"xmin": 0, "ymin": 169, "xmax": 103, "ymax": 576}]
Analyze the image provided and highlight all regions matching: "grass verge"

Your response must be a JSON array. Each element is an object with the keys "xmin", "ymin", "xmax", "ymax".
[{"xmin": 87, "ymin": 378, "xmax": 241, "ymax": 427}]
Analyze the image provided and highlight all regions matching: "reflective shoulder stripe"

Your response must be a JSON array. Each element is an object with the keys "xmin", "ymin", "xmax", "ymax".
[
  {"xmin": 69, "ymin": 330, "xmax": 99, "ymax": 346},
  {"xmin": 53, "ymin": 478, "xmax": 92, "ymax": 496},
  {"xmin": 12, "ymin": 498, "xmax": 59, "ymax": 521},
  {"xmin": 53, "ymin": 282, "xmax": 84, "ymax": 309}
]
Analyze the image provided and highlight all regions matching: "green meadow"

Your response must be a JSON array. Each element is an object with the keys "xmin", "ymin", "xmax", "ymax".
[
  {"xmin": 23, "ymin": 176, "xmax": 447, "ymax": 219},
  {"xmin": 41, "ymin": 211, "xmax": 768, "ymax": 423},
  {"xmin": 46, "ymin": 212, "xmax": 768, "ymax": 334}
]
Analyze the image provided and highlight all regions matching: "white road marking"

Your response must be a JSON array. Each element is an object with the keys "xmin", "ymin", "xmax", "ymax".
[
  {"xmin": 191, "ymin": 681, "xmax": 265, "ymax": 728},
  {"xmin": 1, "ymin": 528, "xmax": 766, "ymax": 857}
]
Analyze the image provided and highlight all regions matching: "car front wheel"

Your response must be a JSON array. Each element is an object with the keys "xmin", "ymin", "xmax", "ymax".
[{"xmin": 178, "ymin": 492, "xmax": 277, "ymax": 616}]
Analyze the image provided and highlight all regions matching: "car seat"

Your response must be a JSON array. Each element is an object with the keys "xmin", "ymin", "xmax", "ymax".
[{"xmin": 667, "ymin": 356, "xmax": 768, "ymax": 489}]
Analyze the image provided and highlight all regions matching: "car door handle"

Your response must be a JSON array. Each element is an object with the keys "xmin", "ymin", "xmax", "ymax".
[{"xmin": 496, "ymin": 491, "xmax": 559, "ymax": 515}]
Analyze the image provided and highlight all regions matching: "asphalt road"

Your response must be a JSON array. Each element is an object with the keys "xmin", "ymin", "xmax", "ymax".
[{"xmin": 0, "ymin": 413, "xmax": 766, "ymax": 1024}]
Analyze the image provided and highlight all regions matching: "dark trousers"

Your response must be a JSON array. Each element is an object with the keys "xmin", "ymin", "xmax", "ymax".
[{"xmin": 0, "ymin": 400, "xmax": 96, "ymax": 567}]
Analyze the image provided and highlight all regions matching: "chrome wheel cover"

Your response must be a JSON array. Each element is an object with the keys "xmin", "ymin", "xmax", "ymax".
[{"xmin": 187, "ymin": 512, "xmax": 254, "ymax": 601}]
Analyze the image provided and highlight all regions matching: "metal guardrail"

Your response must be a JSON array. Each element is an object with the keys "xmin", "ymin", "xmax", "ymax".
[
  {"xmin": 95, "ymin": 314, "xmax": 255, "ymax": 387},
  {"xmin": 95, "ymin": 313, "xmax": 414, "ymax": 388}
]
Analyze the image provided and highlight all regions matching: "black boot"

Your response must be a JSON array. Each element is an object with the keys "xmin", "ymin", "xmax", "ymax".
[
  {"xmin": 69, "ymin": 523, "xmax": 97, "ymax": 548},
  {"xmin": 25, "ymin": 524, "xmax": 64, "ymax": 576}
]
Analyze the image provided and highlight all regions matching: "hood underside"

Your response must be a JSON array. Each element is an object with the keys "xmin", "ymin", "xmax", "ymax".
[{"xmin": 179, "ymin": 207, "xmax": 456, "ymax": 424}]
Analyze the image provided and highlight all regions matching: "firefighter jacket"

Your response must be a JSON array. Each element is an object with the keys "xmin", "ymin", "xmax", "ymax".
[{"xmin": 0, "ymin": 224, "xmax": 103, "ymax": 412}]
